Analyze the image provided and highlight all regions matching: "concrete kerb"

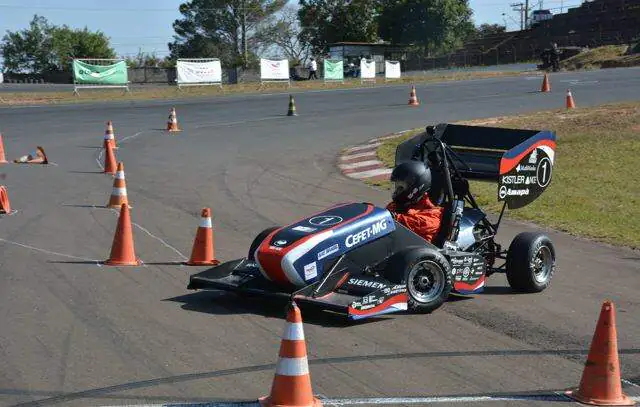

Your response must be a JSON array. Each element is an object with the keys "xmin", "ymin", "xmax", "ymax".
[{"xmin": 338, "ymin": 130, "xmax": 413, "ymax": 182}]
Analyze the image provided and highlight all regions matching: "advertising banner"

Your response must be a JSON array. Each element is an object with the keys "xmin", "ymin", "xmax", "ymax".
[
  {"xmin": 385, "ymin": 60, "xmax": 401, "ymax": 79},
  {"xmin": 324, "ymin": 60, "xmax": 344, "ymax": 81},
  {"xmin": 72, "ymin": 60, "xmax": 128, "ymax": 85},
  {"xmin": 177, "ymin": 60, "xmax": 222, "ymax": 84},
  {"xmin": 360, "ymin": 59, "xmax": 376, "ymax": 79},
  {"xmin": 260, "ymin": 58, "xmax": 289, "ymax": 81}
]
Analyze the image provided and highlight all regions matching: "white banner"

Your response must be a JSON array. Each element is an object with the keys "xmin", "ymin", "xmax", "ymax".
[
  {"xmin": 260, "ymin": 58, "xmax": 289, "ymax": 80},
  {"xmin": 177, "ymin": 60, "xmax": 222, "ymax": 84},
  {"xmin": 0, "ymin": 72, "xmax": 3, "ymax": 84},
  {"xmin": 360, "ymin": 59, "xmax": 376, "ymax": 79},
  {"xmin": 385, "ymin": 60, "xmax": 401, "ymax": 79}
]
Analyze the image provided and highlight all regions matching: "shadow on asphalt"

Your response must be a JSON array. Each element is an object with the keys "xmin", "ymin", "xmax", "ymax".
[
  {"xmin": 165, "ymin": 290, "xmax": 388, "ymax": 328},
  {"xmin": 67, "ymin": 171, "xmax": 104, "ymax": 174},
  {"xmin": 62, "ymin": 204, "xmax": 104, "ymax": 208},
  {"xmin": 479, "ymin": 286, "xmax": 518, "ymax": 295}
]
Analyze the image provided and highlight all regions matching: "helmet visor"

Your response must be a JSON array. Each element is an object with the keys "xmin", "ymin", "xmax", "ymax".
[{"xmin": 392, "ymin": 180, "xmax": 409, "ymax": 200}]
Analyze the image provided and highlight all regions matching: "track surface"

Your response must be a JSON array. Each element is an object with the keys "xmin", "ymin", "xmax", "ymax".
[{"xmin": 0, "ymin": 67, "xmax": 639, "ymax": 407}]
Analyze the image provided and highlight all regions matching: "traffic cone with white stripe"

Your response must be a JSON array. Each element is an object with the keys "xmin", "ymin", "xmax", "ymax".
[
  {"xmin": 104, "ymin": 140, "xmax": 117, "ymax": 175},
  {"xmin": 167, "ymin": 107, "xmax": 181, "ymax": 132},
  {"xmin": 566, "ymin": 89, "xmax": 576, "ymax": 109},
  {"xmin": 0, "ymin": 133, "xmax": 8, "ymax": 164},
  {"xmin": 104, "ymin": 121, "xmax": 117, "ymax": 149},
  {"xmin": 0, "ymin": 186, "xmax": 12, "ymax": 214},
  {"xmin": 408, "ymin": 85, "xmax": 419, "ymax": 106},
  {"xmin": 259, "ymin": 301, "xmax": 322, "ymax": 407},
  {"xmin": 107, "ymin": 162, "xmax": 130, "ymax": 209},
  {"xmin": 541, "ymin": 73, "xmax": 551, "ymax": 92},
  {"xmin": 105, "ymin": 203, "xmax": 141, "ymax": 266},
  {"xmin": 186, "ymin": 208, "xmax": 220, "ymax": 266}
]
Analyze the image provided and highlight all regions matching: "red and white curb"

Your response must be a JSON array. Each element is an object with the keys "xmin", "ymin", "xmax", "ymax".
[{"xmin": 338, "ymin": 131, "xmax": 410, "ymax": 181}]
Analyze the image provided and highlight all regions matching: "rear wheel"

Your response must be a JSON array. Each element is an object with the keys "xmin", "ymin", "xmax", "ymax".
[
  {"xmin": 248, "ymin": 226, "xmax": 280, "ymax": 261},
  {"xmin": 506, "ymin": 232, "xmax": 556, "ymax": 292},
  {"xmin": 385, "ymin": 248, "xmax": 452, "ymax": 314}
]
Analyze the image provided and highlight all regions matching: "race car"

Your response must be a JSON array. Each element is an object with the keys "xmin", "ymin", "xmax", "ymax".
[{"xmin": 187, "ymin": 123, "xmax": 557, "ymax": 320}]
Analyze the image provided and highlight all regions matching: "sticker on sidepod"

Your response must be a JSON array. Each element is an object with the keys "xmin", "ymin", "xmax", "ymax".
[
  {"xmin": 304, "ymin": 262, "xmax": 318, "ymax": 280},
  {"xmin": 292, "ymin": 225, "xmax": 316, "ymax": 233},
  {"xmin": 317, "ymin": 243, "xmax": 340, "ymax": 260}
]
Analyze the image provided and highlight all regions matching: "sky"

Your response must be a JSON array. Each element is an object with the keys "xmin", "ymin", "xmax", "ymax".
[{"xmin": 0, "ymin": 0, "xmax": 584, "ymax": 58}]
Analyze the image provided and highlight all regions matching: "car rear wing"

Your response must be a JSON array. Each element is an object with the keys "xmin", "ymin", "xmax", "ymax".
[{"xmin": 395, "ymin": 123, "xmax": 556, "ymax": 209}]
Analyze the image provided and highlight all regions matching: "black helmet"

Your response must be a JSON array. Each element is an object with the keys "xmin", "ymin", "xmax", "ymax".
[{"xmin": 390, "ymin": 160, "xmax": 432, "ymax": 209}]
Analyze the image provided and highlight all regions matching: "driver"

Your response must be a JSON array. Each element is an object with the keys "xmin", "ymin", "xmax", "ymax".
[{"xmin": 386, "ymin": 160, "xmax": 444, "ymax": 243}]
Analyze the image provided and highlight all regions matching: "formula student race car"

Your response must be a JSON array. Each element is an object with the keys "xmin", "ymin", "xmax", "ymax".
[{"xmin": 187, "ymin": 123, "xmax": 557, "ymax": 320}]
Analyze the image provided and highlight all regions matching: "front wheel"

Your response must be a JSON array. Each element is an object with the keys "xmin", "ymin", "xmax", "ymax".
[
  {"xmin": 506, "ymin": 232, "xmax": 556, "ymax": 292},
  {"xmin": 385, "ymin": 248, "xmax": 452, "ymax": 314}
]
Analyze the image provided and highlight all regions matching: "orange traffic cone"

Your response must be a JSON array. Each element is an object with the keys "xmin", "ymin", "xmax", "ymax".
[
  {"xmin": 167, "ymin": 108, "xmax": 181, "ymax": 132},
  {"xmin": 13, "ymin": 146, "xmax": 48, "ymax": 164},
  {"xmin": 565, "ymin": 301, "xmax": 635, "ymax": 406},
  {"xmin": 259, "ymin": 301, "xmax": 322, "ymax": 407},
  {"xmin": 408, "ymin": 86, "xmax": 419, "ymax": 106},
  {"xmin": 541, "ymin": 73, "xmax": 551, "ymax": 92},
  {"xmin": 105, "ymin": 203, "xmax": 141, "ymax": 266},
  {"xmin": 566, "ymin": 89, "xmax": 576, "ymax": 109},
  {"xmin": 103, "ymin": 141, "xmax": 117, "ymax": 175},
  {"xmin": 104, "ymin": 121, "xmax": 117, "ymax": 149},
  {"xmin": 107, "ymin": 162, "xmax": 130, "ymax": 209},
  {"xmin": 0, "ymin": 186, "xmax": 11, "ymax": 214},
  {"xmin": 186, "ymin": 208, "xmax": 220, "ymax": 266},
  {"xmin": 0, "ymin": 133, "xmax": 8, "ymax": 164}
]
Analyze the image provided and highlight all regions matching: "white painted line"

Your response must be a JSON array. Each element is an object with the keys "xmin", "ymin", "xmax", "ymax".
[
  {"xmin": 340, "ymin": 151, "xmax": 377, "ymax": 161},
  {"xmin": 346, "ymin": 168, "xmax": 392, "ymax": 179},
  {"xmin": 339, "ymin": 160, "xmax": 382, "ymax": 170},
  {"xmin": 345, "ymin": 143, "xmax": 382, "ymax": 153},
  {"xmin": 0, "ymin": 238, "xmax": 102, "ymax": 266},
  {"xmin": 622, "ymin": 379, "xmax": 640, "ymax": 388}
]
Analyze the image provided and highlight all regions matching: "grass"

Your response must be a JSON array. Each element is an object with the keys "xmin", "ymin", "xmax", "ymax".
[
  {"xmin": 373, "ymin": 102, "xmax": 640, "ymax": 249},
  {"xmin": 561, "ymin": 45, "xmax": 640, "ymax": 70},
  {"xmin": 0, "ymin": 70, "xmax": 529, "ymax": 106}
]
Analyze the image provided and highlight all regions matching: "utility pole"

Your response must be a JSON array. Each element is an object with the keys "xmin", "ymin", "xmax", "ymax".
[
  {"xmin": 510, "ymin": 2, "xmax": 525, "ymax": 30},
  {"xmin": 524, "ymin": 0, "xmax": 529, "ymax": 28}
]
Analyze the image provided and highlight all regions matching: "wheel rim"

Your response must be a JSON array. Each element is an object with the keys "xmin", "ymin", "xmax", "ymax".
[
  {"xmin": 531, "ymin": 245, "xmax": 553, "ymax": 283},
  {"xmin": 407, "ymin": 260, "xmax": 444, "ymax": 303}
]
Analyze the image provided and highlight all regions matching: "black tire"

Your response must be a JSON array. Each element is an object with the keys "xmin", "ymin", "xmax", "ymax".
[
  {"xmin": 506, "ymin": 232, "xmax": 556, "ymax": 293},
  {"xmin": 385, "ymin": 247, "xmax": 452, "ymax": 314},
  {"xmin": 247, "ymin": 226, "xmax": 280, "ymax": 261}
]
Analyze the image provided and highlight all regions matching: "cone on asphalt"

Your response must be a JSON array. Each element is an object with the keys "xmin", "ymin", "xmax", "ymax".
[
  {"xmin": 167, "ymin": 107, "xmax": 181, "ymax": 132},
  {"xmin": 541, "ymin": 73, "xmax": 551, "ymax": 92},
  {"xmin": 105, "ymin": 203, "xmax": 141, "ymax": 266},
  {"xmin": 104, "ymin": 141, "xmax": 117, "ymax": 175},
  {"xmin": 259, "ymin": 301, "xmax": 322, "ymax": 407},
  {"xmin": 104, "ymin": 121, "xmax": 117, "ymax": 149},
  {"xmin": 408, "ymin": 86, "xmax": 420, "ymax": 106},
  {"xmin": 287, "ymin": 94, "xmax": 298, "ymax": 116},
  {"xmin": 186, "ymin": 208, "xmax": 220, "ymax": 266},
  {"xmin": 566, "ymin": 88, "xmax": 576, "ymax": 109},
  {"xmin": 107, "ymin": 162, "xmax": 130, "ymax": 209},
  {"xmin": 565, "ymin": 301, "xmax": 635, "ymax": 406},
  {"xmin": 0, "ymin": 186, "xmax": 11, "ymax": 214},
  {"xmin": 13, "ymin": 146, "xmax": 48, "ymax": 164},
  {"xmin": 0, "ymin": 133, "xmax": 8, "ymax": 164}
]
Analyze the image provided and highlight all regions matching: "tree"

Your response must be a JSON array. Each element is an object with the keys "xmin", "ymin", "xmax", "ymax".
[
  {"xmin": 475, "ymin": 23, "xmax": 507, "ymax": 38},
  {"xmin": 0, "ymin": 15, "xmax": 115, "ymax": 74},
  {"xmin": 377, "ymin": 0, "xmax": 475, "ymax": 55},
  {"xmin": 253, "ymin": 5, "xmax": 310, "ymax": 64},
  {"xmin": 297, "ymin": 0, "xmax": 381, "ymax": 54},
  {"xmin": 169, "ymin": 0, "xmax": 287, "ymax": 68}
]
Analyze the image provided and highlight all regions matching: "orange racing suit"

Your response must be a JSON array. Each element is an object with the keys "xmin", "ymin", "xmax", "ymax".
[{"xmin": 386, "ymin": 194, "xmax": 444, "ymax": 243}]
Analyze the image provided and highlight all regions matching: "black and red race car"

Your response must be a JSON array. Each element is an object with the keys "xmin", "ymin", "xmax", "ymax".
[{"xmin": 187, "ymin": 123, "xmax": 557, "ymax": 320}]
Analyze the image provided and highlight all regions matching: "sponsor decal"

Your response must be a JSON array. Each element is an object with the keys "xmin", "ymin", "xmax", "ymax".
[
  {"xmin": 529, "ymin": 149, "xmax": 538, "ymax": 164},
  {"xmin": 304, "ymin": 262, "xmax": 318, "ymax": 280},
  {"xmin": 348, "ymin": 278, "xmax": 386, "ymax": 290},
  {"xmin": 309, "ymin": 215, "xmax": 343, "ymax": 227},
  {"xmin": 345, "ymin": 219, "xmax": 388, "ymax": 248},
  {"xmin": 536, "ymin": 156, "xmax": 552, "ymax": 187},
  {"xmin": 269, "ymin": 246, "xmax": 283, "ymax": 251},
  {"xmin": 292, "ymin": 225, "xmax": 316, "ymax": 233},
  {"xmin": 463, "ymin": 267, "xmax": 471, "ymax": 278},
  {"xmin": 517, "ymin": 164, "xmax": 536, "ymax": 172},
  {"xmin": 317, "ymin": 243, "xmax": 340, "ymax": 260},
  {"xmin": 273, "ymin": 239, "xmax": 288, "ymax": 247},
  {"xmin": 500, "ymin": 186, "xmax": 529, "ymax": 198}
]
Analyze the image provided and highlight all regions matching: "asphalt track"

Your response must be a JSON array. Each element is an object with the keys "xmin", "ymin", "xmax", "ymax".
[{"xmin": 0, "ymin": 67, "xmax": 639, "ymax": 407}]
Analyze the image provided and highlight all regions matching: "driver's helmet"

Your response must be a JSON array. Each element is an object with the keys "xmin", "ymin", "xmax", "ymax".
[{"xmin": 390, "ymin": 160, "xmax": 432, "ymax": 209}]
